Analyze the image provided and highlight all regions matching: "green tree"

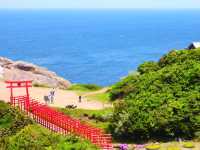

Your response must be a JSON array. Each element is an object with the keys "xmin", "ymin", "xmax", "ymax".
[{"xmin": 109, "ymin": 48, "xmax": 200, "ymax": 141}]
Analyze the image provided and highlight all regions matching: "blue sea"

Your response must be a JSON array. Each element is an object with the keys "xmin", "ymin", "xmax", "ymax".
[{"xmin": 0, "ymin": 9, "xmax": 200, "ymax": 86}]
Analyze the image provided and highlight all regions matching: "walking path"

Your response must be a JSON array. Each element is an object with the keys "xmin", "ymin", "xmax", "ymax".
[
  {"xmin": 0, "ymin": 81, "xmax": 111, "ymax": 110},
  {"xmin": 83, "ymin": 87, "xmax": 110, "ymax": 97}
]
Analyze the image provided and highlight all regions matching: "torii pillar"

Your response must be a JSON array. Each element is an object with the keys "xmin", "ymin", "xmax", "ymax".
[{"xmin": 6, "ymin": 80, "xmax": 32, "ymax": 111}]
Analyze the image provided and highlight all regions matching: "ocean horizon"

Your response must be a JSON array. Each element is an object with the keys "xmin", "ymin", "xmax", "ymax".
[{"xmin": 0, "ymin": 9, "xmax": 200, "ymax": 86}]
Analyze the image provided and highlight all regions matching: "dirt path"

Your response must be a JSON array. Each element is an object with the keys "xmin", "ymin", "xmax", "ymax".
[
  {"xmin": 82, "ymin": 87, "xmax": 110, "ymax": 97},
  {"xmin": 0, "ymin": 81, "xmax": 110, "ymax": 110}
]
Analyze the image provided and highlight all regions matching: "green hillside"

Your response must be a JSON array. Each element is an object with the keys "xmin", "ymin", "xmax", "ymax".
[
  {"xmin": 0, "ymin": 101, "xmax": 98, "ymax": 150},
  {"xmin": 109, "ymin": 48, "xmax": 200, "ymax": 141}
]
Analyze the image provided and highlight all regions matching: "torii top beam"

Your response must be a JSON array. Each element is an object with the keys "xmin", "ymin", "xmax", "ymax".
[
  {"xmin": 6, "ymin": 80, "xmax": 32, "ymax": 88},
  {"xmin": 5, "ymin": 80, "xmax": 32, "ymax": 106}
]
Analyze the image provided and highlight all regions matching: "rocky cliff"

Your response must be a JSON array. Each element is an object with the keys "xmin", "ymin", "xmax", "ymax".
[{"xmin": 0, "ymin": 57, "xmax": 71, "ymax": 89}]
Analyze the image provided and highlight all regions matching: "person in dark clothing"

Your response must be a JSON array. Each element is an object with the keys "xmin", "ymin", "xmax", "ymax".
[
  {"xmin": 50, "ymin": 88, "xmax": 55, "ymax": 104},
  {"xmin": 78, "ymin": 95, "xmax": 82, "ymax": 103}
]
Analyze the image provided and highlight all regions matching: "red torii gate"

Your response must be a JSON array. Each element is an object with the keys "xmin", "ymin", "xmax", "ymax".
[
  {"xmin": 5, "ymin": 80, "xmax": 113, "ymax": 150},
  {"xmin": 6, "ymin": 80, "xmax": 32, "ymax": 112}
]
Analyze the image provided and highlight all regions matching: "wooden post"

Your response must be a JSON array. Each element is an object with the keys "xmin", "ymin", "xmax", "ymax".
[{"xmin": 10, "ymin": 83, "xmax": 13, "ymax": 105}]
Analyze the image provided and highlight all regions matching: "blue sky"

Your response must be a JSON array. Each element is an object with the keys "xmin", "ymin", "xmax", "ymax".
[{"xmin": 0, "ymin": 0, "xmax": 200, "ymax": 9}]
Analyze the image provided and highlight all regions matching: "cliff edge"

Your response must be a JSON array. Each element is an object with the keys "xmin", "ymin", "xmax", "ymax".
[{"xmin": 0, "ymin": 57, "xmax": 71, "ymax": 89}]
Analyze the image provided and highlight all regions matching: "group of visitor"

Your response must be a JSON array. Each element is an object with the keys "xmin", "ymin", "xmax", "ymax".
[
  {"xmin": 44, "ymin": 88, "xmax": 83, "ymax": 104},
  {"xmin": 44, "ymin": 88, "xmax": 55, "ymax": 104},
  {"xmin": 48, "ymin": 88, "xmax": 55, "ymax": 103}
]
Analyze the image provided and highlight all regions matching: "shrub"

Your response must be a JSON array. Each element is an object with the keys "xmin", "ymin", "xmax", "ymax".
[
  {"xmin": 0, "ymin": 101, "xmax": 98, "ymax": 150},
  {"xmin": 0, "ymin": 101, "xmax": 34, "ymax": 149},
  {"xmin": 109, "ymin": 48, "xmax": 200, "ymax": 141},
  {"xmin": 7, "ymin": 125, "xmax": 98, "ymax": 150},
  {"xmin": 138, "ymin": 61, "xmax": 160, "ymax": 74},
  {"xmin": 109, "ymin": 75, "xmax": 139, "ymax": 100},
  {"xmin": 194, "ymin": 131, "xmax": 200, "ymax": 141},
  {"xmin": 0, "ymin": 101, "xmax": 33, "ymax": 137},
  {"xmin": 182, "ymin": 142, "xmax": 195, "ymax": 148},
  {"xmin": 145, "ymin": 144, "xmax": 161, "ymax": 150}
]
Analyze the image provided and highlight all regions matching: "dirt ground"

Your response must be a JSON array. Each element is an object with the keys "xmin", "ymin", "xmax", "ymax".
[{"xmin": 0, "ymin": 81, "xmax": 110, "ymax": 110}]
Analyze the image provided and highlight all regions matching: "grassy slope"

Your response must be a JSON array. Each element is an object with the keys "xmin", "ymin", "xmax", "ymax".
[
  {"xmin": 67, "ymin": 84, "xmax": 102, "ymax": 95},
  {"xmin": 7, "ymin": 124, "xmax": 98, "ymax": 150},
  {"xmin": 86, "ymin": 92, "xmax": 110, "ymax": 103},
  {"xmin": 0, "ymin": 101, "xmax": 13, "ymax": 128},
  {"xmin": 0, "ymin": 100, "xmax": 98, "ymax": 150},
  {"xmin": 0, "ymin": 101, "xmax": 33, "ymax": 136},
  {"xmin": 58, "ymin": 107, "xmax": 113, "ymax": 131}
]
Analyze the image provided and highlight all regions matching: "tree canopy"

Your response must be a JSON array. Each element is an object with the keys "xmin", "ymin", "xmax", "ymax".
[{"xmin": 109, "ymin": 48, "xmax": 200, "ymax": 141}]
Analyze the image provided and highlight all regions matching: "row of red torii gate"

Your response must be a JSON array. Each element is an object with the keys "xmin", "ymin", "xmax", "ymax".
[{"xmin": 6, "ymin": 80, "xmax": 113, "ymax": 150}]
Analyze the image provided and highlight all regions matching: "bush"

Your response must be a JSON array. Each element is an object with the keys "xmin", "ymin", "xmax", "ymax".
[
  {"xmin": 0, "ymin": 101, "xmax": 34, "ymax": 149},
  {"xmin": 138, "ymin": 61, "xmax": 160, "ymax": 74},
  {"xmin": 7, "ymin": 125, "xmax": 98, "ymax": 150},
  {"xmin": 182, "ymin": 142, "xmax": 195, "ymax": 148},
  {"xmin": 109, "ymin": 75, "xmax": 139, "ymax": 100},
  {"xmin": 109, "ymin": 48, "xmax": 200, "ymax": 141},
  {"xmin": 0, "ymin": 101, "xmax": 98, "ymax": 150},
  {"xmin": 194, "ymin": 131, "xmax": 200, "ymax": 140},
  {"xmin": 0, "ymin": 101, "xmax": 33, "ymax": 137},
  {"xmin": 145, "ymin": 144, "xmax": 161, "ymax": 150}
]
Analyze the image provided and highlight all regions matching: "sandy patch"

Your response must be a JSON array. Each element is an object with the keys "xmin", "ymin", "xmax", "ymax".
[{"xmin": 0, "ymin": 81, "xmax": 109, "ymax": 110}]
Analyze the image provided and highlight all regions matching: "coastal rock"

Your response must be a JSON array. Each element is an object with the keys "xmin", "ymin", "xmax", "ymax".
[{"xmin": 0, "ymin": 57, "xmax": 71, "ymax": 89}]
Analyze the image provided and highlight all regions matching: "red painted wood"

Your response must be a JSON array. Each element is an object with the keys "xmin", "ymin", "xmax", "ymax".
[{"xmin": 6, "ymin": 80, "xmax": 113, "ymax": 150}]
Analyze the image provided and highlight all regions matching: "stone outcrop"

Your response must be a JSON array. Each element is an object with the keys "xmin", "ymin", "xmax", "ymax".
[{"xmin": 0, "ymin": 57, "xmax": 71, "ymax": 89}]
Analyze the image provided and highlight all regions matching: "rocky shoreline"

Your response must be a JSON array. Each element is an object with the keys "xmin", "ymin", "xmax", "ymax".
[{"xmin": 0, "ymin": 57, "xmax": 71, "ymax": 89}]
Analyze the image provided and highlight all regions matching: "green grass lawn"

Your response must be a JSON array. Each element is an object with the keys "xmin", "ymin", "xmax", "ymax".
[
  {"xmin": 67, "ymin": 84, "xmax": 102, "ymax": 94},
  {"xmin": 86, "ymin": 93, "xmax": 110, "ymax": 103},
  {"xmin": 57, "ymin": 107, "xmax": 113, "ymax": 131}
]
